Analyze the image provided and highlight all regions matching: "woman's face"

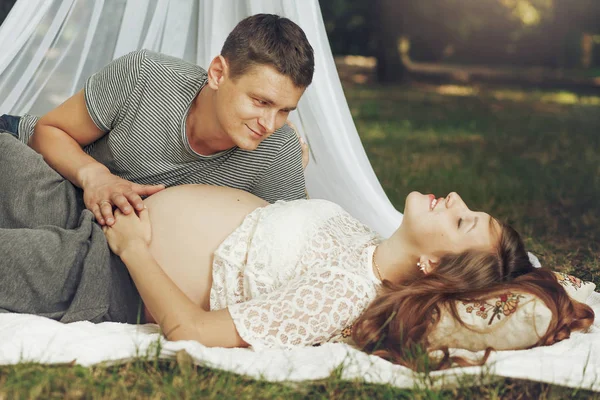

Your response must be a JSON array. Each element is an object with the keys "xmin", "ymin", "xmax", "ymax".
[{"xmin": 402, "ymin": 192, "xmax": 499, "ymax": 257}]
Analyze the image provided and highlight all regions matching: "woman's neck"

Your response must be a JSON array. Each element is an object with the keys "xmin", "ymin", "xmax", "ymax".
[{"xmin": 373, "ymin": 234, "xmax": 421, "ymax": 284}]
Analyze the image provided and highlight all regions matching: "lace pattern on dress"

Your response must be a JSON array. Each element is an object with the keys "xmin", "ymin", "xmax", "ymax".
[{"xmin": 210, "ymin": 199, "xmax": 382, "ymax": 350}]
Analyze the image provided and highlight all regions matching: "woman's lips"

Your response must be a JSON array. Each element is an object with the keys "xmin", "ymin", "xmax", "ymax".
[{"xmin": 429, "ymin": 195, "xmax": 445, "ymax": 211}]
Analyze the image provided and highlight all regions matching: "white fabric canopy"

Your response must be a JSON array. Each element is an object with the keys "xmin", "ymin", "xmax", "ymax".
[{"xmin": 0, "ymin": 0, "xmax": 403, "ymax": 237}]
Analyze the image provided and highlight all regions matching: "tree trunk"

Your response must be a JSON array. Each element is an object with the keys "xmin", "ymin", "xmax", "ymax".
[
  {"xmin": 552, "ymin": 0, "xmax": 570, "ymax": 69},
  {"xmin": 371, "ymin": 0, "xmax": 407, "ymax": 83}
]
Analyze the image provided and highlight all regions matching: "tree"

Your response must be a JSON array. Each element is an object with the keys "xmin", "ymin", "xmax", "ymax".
[
  {"xmin": 321, "ymin": 0, "xmax": 600, "ymax": 77},
  {"xmin": 320, "ymin": 0, "xmax": 408, "ymax": 83},
  {"xmin": 370, "ymin": 0, "xmax": 407, "ymax": 83}
]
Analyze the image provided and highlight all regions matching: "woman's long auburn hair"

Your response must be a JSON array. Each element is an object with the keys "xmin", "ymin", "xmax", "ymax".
[{"xmin": 352, "ymin": 221, "xmax": 595, "ymax": 371}]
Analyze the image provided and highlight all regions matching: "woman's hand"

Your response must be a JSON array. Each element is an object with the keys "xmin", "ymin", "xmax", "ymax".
[
  {"xmin": 102, "ymin": 207, "xmax": 152, "ymax": 256},
  {"xmin": 286, "ymin": 119, "xmax": 309, "ymax": 170}
]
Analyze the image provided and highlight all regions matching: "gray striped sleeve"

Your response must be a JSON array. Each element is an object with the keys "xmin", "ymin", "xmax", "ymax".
[
  {"xmin": 251, "ymin": 126, "xmax": 307, "ymax": 202},
  {"xmin": 84, "ymin": 50, "xmax": 145, "ymax": 132},
  {"xmin": 17, "ymin": 114, "xmax": 39, "ymax": 144}
]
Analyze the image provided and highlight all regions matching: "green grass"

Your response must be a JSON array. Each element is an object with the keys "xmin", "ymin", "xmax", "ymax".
[
  {"xmin": 2, "ymin": 359, "xmax": 600, "ymax": 399},
  {"xmin": 350, "ymin": 83, "xmax": 600, "ymax": 285},
  {"xmin": 1, "ymin": 359, "xmax": 599, "ymax": 399},
  {"xmin": 1, "ymin": 82, "xmax": 599, "ymax": 399}
]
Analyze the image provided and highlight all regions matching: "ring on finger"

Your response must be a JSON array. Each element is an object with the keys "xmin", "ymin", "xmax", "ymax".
[{"xmin": 99, "ymin": 200, "xmax": 111, "ymax": 207}]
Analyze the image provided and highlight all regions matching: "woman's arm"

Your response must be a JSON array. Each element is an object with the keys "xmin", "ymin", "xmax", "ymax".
[{"xmin": 103, "ymin": 208, "xmax": 247, "ymax": 348}]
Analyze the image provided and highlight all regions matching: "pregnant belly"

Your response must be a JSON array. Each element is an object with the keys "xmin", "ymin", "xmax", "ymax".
[{"xmin": 141, "ymin": 185, "xmax": 267, "ymax": 321}]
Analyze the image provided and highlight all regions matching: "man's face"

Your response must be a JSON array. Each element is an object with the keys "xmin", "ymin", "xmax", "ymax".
[{"xmin": 214, "ymin": 64, "xmax": 305, "ymax": 151}]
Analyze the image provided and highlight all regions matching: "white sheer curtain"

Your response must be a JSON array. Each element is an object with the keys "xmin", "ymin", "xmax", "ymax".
[{"xmin": 0, "ymin": 0, "xmax": 403, "ymax": 237}]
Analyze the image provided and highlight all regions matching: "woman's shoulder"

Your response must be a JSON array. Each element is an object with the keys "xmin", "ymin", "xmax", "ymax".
[{"xmin": 272, "ymin": 199, "xmax": 380, "ymax": 240}]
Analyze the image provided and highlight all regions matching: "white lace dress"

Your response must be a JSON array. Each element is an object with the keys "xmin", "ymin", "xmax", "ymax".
[{"xmin": 209, "ymin": 199, "xmax": 383, "ymax": 350}]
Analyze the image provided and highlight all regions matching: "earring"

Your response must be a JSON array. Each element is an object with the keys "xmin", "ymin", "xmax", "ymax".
[{"xmin": 418, "ymin": 262, "xmax": 425, "ymax": 272}]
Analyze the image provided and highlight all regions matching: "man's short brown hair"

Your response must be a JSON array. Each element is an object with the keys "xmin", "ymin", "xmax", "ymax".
[{"xmin": 221, "ymin": 14, "xmax": 315, "ymax": 88}]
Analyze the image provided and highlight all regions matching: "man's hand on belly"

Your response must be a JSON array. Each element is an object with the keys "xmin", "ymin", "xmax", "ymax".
[{"xmin": 80, "ymin": 166, "xmax": 165, "ymax": 226}]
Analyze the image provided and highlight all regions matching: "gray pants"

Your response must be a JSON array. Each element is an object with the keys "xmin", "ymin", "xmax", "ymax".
[{"xmin": 0, "ymin": 133, "xmax": 142, "ymax": 323}]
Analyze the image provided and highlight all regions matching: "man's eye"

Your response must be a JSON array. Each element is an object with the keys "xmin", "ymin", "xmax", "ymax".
[
  {"xmin": 254, "ymin": 99, "xmax": 267, "ymax": 106},
  {"xmin": 458, "ymin": 218, "xmax": 463, "ymax": 228}
]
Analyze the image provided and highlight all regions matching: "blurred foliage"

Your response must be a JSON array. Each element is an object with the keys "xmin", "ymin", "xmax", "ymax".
[
  {"xmin": 321, "ymin": 0, "xmax": 375, "ymax": 56},
  {"xmin": 320, "ymin": 0, "xmax": 600, "ymax": 69}
]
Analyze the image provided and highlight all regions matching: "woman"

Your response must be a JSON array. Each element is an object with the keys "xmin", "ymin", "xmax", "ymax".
[
  {"xmin": 0, "ymin": 133, "xmax": 593, "ymax": 369},
  {"xmin": 104, "ymin": 183, "xmax": 594, "ymax": 369}
]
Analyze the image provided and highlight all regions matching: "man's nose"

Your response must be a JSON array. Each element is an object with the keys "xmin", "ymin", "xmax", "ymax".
[{"xmin": 258, "ymin": 110, "xmax": 277, "ymax": 133}]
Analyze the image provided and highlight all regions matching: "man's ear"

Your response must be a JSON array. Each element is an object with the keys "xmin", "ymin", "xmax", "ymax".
[
  {"xmin": 207, "ymin": 55, "xmax": 228, "ymax": 90},
  {"xmin": 418, "ymin": 255, "xmax": 440, "ymax": 275}
]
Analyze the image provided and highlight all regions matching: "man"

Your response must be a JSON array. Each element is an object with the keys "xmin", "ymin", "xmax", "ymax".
[{"xmin": 7, "ymin": 13, "xmax": 314, "ymax": 226}]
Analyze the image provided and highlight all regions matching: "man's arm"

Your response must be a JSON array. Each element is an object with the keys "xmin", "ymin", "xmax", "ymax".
[
  {"xmin": 30, "ymin": 90, "xmax": 164, "ymax": 226},
  {"xmin": 31, "ymin": 89, "xmax": 109, "ymax": 188}
]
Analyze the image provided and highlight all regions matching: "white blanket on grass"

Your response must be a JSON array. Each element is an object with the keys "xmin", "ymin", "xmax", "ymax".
[{"xmin": 0, "ymin": 292, "xmax": 598, "ymax": 392}]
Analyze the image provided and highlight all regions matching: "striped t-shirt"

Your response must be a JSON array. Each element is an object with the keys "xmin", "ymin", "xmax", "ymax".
[{"xmin": 19, "ymin": 49, "xmax": 306, "ymax": 203}]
